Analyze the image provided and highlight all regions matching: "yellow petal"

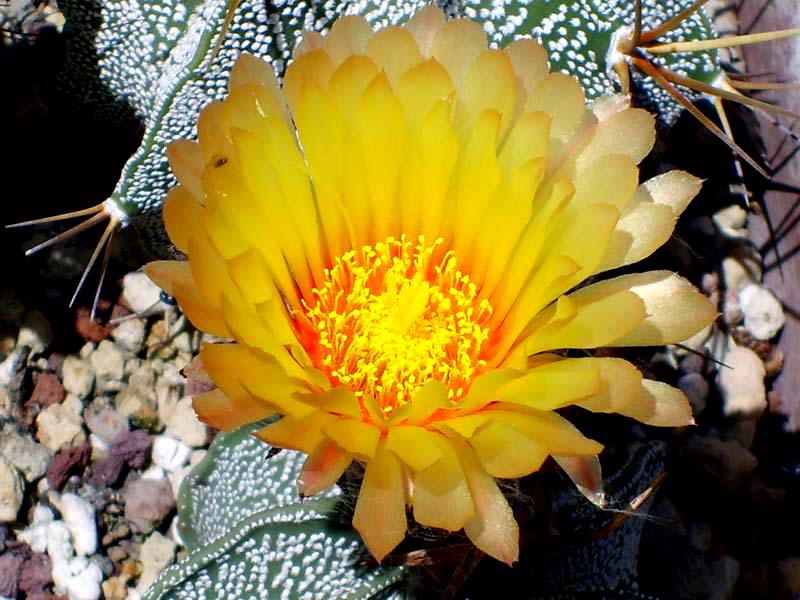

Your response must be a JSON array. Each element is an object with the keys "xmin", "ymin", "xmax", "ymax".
[
  {"xmin": 405, "ymin": 5, "xmax": 445, "ymax": 57},
  {"xmin": 619, "ymin": 379, "xmax": 695, "ymax": 427},
  {"xmin": 192, "ymin": 388, "xmax": 273, "ymax": 432},
  {"xmin": 571, "ymin": 154, "xmax": 639, "ymax": 212},
  {"xmin": 395, "ymin": 58, "xmax": 455, "ymax": 123},
  {"xmin": 506, "ymin": 38, "xmax": 550, "ymax": 94},
  {"xmin": 283, "ymin": 49, "xmax": 335, "ymax": 113},
  {"xmin": 524, "ymin": 73, "xmax": 585, "ymax": 141},
  {"xmin": 388, "ymin": 381, "xmax": 450, "ymax": 426},
  {"xmin": 462, "ymin": 49, "xmax": 518, "ymax": 142},
  {"xmin": 470, "ymin": 420, "xmax": 549, "ymax": 478},
  {"xmin": 456, "ymin": 441, "xmax": 518, "ymax": 565},
  {"xmin": 485, "ymin": 407, "xmax": 604, "ymax": 456},
  {"xmin": 365, "ymin": 26, "xmax": 423, "ymax": 85},
  {"xmin": 577, "ymin": 358, "xmax": 643, "ymax": 414},
  {"xmin": 641, "ymin": 169, "xmax": 703, "ymax": 216},
  {"xmin": 353, "ymin": 442, "xmax": 407, "ymax": 562},
  {"xmin": 552, "ymin": 454, "xmax": 605, "ymax": 507},
  {"xmin": 298, "ymin": 440, "xmax": 353, "ymax": 497},
  {"xmin": 144, "ymin": 261, "xmax": 229, "ymax": 336},
  {"xmin": 323, "ymin": 417, "xmax": 381, "ymax": 460},
  {"xmin": 490, "ymin": 357, "xmax": 603, "ymax": 411},
  {"xmin": 385, "ymin": 426, "xmax": 444, "ymax": 472},
  {"xmin": 413, "ymin": 439, "xmax": 474, "ymax": 531},
  {"xmin": 520, "ymin": 288, "xmax": 646, "ymax": 356},
  {"xmin": 324, "ymin": 15, "xmax": 373, "ymax": 66},
  {"xmin": 600, "ymin": 203, "xmax": 676, "ymax": 271},
  {"xmin": 166, "ymin": 140, "xmax": 204, "ymax": 200},
  {"xmin": 197, "ymin": 101, "xmax": 235, "ymax": 165},
  {"xmin": 358, "ymin": 71, "xmax": 406, "ymax": 242},
  {"xmin": 430, "ymin": 18, "xmax": 487, "ymax": 90},
  {"xmin": 254, "ymin": 412, "xmax": 332, "ymax": 454},
  {"xmin": 161, "ymin": 186, "xmax": 200, "ymax": 254},
  {"xmin": 575, "ymin": 271, "xmax": 717, "ymax": 347},
  {"xmin": 577, "ymin": 108, "xmax": 655, "ymax": 170}
]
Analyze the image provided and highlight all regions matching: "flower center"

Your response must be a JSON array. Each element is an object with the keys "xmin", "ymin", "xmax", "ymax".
[{"xmin": 304, "ymin": 235, "xmax": 493, "ymax": 415}]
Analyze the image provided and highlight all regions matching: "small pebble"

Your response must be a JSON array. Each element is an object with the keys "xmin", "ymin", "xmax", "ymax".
[
  {"xmin": 0, "ymin": 429, "xmax": 53, "ymax": 482},
  {"xmin": 718, "ymin": 345, "xmax": 767, "ymax": 418},
  {"xmin": 16, "ymin": 505, "xmax": 54, "ymax": 553},
  {"xmin": 112, "ymin": 319, "xmax": 146, "ymax": 354},
  {"xmin": 64, "ymin": 557, "xmax": 103, "ymax": 600},
  {"xmin": 89, "ymin": 340, "xmax": 126, "ymax": 394},
  {"xmin": 17, "ymin": 310, "xmax": 53, "ymax": 356},
  {"xmin": 36, "ymin": 395, "xmax": 85, "ymax": 451},
  {"xmin": 18, "ymin": 552, "xmax": 53, "ymax": 598},
  {"xmin": 57, "ymin": 493, "xmax": 97, "ymax": 556},
  {"xmin": 46, "ymin": 443, "xmax": 91, "ymax": 490},
  {"xmin": 122, "ymin": 478, "xmax": 175, "ymax": 534},
  {"xmin": 0, "ymin": 457, "xmax": 24, "ymax": 522},
  {"xmin": 85, "ymin": 404, "xmax": 130, "ymax": 443},
  {"xmin": 738, "ymin": 284, "xmax": 785, "ymax": 341},
  {"xmin": 0, "ymin": 549, "xmax": 26, "ymax": 596},
  {"xmin": 27, "ymin": 371, "xmax": 65, "ymax": 409},
  {"xmin": 135, "ymin": 531, "xmax": 176, "ymax": 594},
  {"xmin": 677, "ymin": 372, "xmax": 709, "ymax": 416},
  {"xmin": 163, "ymin": 397, "xmax": 208, "ymax": 448},
  {"xmin": 152, "ymin": 435, "xmax": 191, "ymax": 473},
  {"xmin": 61, "ymin": 356, "xmax": 95, "ymax": 400},
  {"xmin": 122, "ymin": 272, "xmax": 163, "ymax": 314},
  {"xmin": 682, "ymin": 436, "xmax": 758, "ymax": 492}
]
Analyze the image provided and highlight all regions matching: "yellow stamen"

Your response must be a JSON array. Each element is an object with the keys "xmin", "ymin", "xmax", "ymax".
[{"xmin": 304, "ymin": 235, "xmax": 493, "ymax": 415}]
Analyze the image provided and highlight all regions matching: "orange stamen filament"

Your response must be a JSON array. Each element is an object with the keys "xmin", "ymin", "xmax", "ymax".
[{"xmin": 304, "ymin": 235, "xmax": 493, "ymax": 414}]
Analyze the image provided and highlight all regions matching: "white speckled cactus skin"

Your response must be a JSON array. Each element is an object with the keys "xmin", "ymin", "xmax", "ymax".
[
  {"xmin": 142, "ymin": 422, "xmax": 406, "ymax": 600},
  {"xmin": 55, "ymin": 0, "xmax": 721, "ymax": 258}
]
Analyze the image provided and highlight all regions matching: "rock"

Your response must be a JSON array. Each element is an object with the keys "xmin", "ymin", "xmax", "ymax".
[
  {"xmin": 738, "ymin": 284, "xmax": 785, "ymax": 341},
  {"xmin": 145, "ymin": 320, "xmax": 177, "ymax": 360},
  {"xmin": 61, "ymin": 356, "xmax": 95, "ymax": 400},
  {"xmin": 776, "ymin": 557, "xmax": 800, "ymax": 598},
  {"xmin": 682, "ymin": 436, "xmax": 758, "ymax": 492},
  {"xmin": 122, "ymin": 477, "xmax": 175, "ymax": 534},
  {"xmin": 713, "ymin": 204, "xmax": 748, "ymax": 236},
  {"xmin": 163, "ymin": 397, "xmax": 208, "ymax": 448},
  {"xmin": 75, "ymin": 307, "xmax": 113, "ymax": 343},
  {"xmin": 0, "ymin": 429, "xmax": 53, "ymax": 482},
  {"xmin": 16, "ymin": 505, "xmax": 55, "ymax": 553},
  {"xmin": 89, "ymin": 340, "xmax": 126, "ymax": 394},
  {"xmin": 720, "ymin": 243, "xmax": 762, "ymax": 293},
  {"xmin": 57, "ymin": 493, "xmax": 97, "ymax": 556},
  {"xmin": 115, "ymin": 374, "xmax": 160, "ymax": 432},
  {"xmin": 19, "ymin": 552, "xmax": 53, "ymax": 598},
  {"xmin": 84, "ymin": 404, "xmax": 129, "ymax": 443},
  {"xmin": 722, "ymin": 418, "xmax": 757, "ymax": 450},
  {"xmin": 89, "ymin": 456, "xmax": 126, "ymax": 489},
  {"xmin": 135, "ymin": 531, "xmax": 177, "ymax": 593},
  {"xmin": 46, "ymin": 443, "xmax": 91, "ymax": 490},
  {"xmin": 677, "ymin": 372, "xmax": 709, "ymax": 416},
  {"xmin": 718, "ymin": 345, "xmax": 767, "ymax": 418},
  {"xmin": 0, "ymin": 457, "xmax": 24, "ymax": 522},
  {"xmin": 17, "ymin": 310, "xmax": 52, "ymax": 356},
  {"xmin": 151, "ymin": 435, "xmax": 191, "ymax": 473},
  {"xmin": 109, "ymin": 430, "xmax": 151, "ymax": 469},
  {"xmin": 0, "ymin": 547, "xmax": 26, "ymax": 596},
  {"xmin": 101, "ymin": 575, "xmax": 129, "ymax": 600},
  {"xmin": 112, "ymin": 319, "xmax": 146, "ymax": 355},
  {"xmin": 122, "ymin": 271, "xmax": 163, "ymax": 314},
  {"xmin": 63, "ymin": 557, "xmax": 103, "ymax": 600},
  {"xmin": 27, "ymin": 371, "xmax": 65, "ymax": 409},
  {"xmin": 36, "ymin": 395, "xmax": 85, "ymax": 451}
]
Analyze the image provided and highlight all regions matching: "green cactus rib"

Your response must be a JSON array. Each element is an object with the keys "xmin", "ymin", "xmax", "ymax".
[{"xmin": 143, "ymin": 422, "xmax": 406, "ymax": 600}]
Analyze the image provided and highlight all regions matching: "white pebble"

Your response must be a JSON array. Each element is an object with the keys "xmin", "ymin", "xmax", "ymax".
[
  {"xmin": 718, "ymin": 345, "xmax": 767, "ymax": 418},
  {"xmin": 152, "ymin": 435, "xmax": 191, "ymax": 473},
  {"xmin": 61, "ymin": 356, "xmax": 95, "ymax": 399},
  {"xmin": 89, "ymin": 433, "xmax": 108, "ymax": 454},
  {"xmin": 122, "ymin": 271, "xmax": 163, "ymax": 314},
  {"xmin": 738, "ymin": 284, "xmax": 785, "ymax": 341},
  {"xmin": 678, "ymin": 372, "xmax": 710, "ymax": 416},
  {"xmin": 15, "ymin": 504, "xmax": 55, "ymax": 553},
  {"xmin": 65, "ymin": 557, "xmax": 103, "ymax": 600},
  {"xmin": 58, "ymin": 493, "xmax": 98, "ymax": 556},
  {"xmin": 141, "ymin": 465, "xmax": 166, "ymax": 481}
]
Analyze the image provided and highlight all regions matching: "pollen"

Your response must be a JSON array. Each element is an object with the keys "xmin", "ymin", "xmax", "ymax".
[{"xmin": 303, "ymin": 235, "xmax": 493, "ymax": 415}]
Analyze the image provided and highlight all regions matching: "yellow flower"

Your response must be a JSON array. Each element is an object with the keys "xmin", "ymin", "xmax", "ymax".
[{"xmin": 146, "ymin": 7, "xmax": 716, "ymax": 565}]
